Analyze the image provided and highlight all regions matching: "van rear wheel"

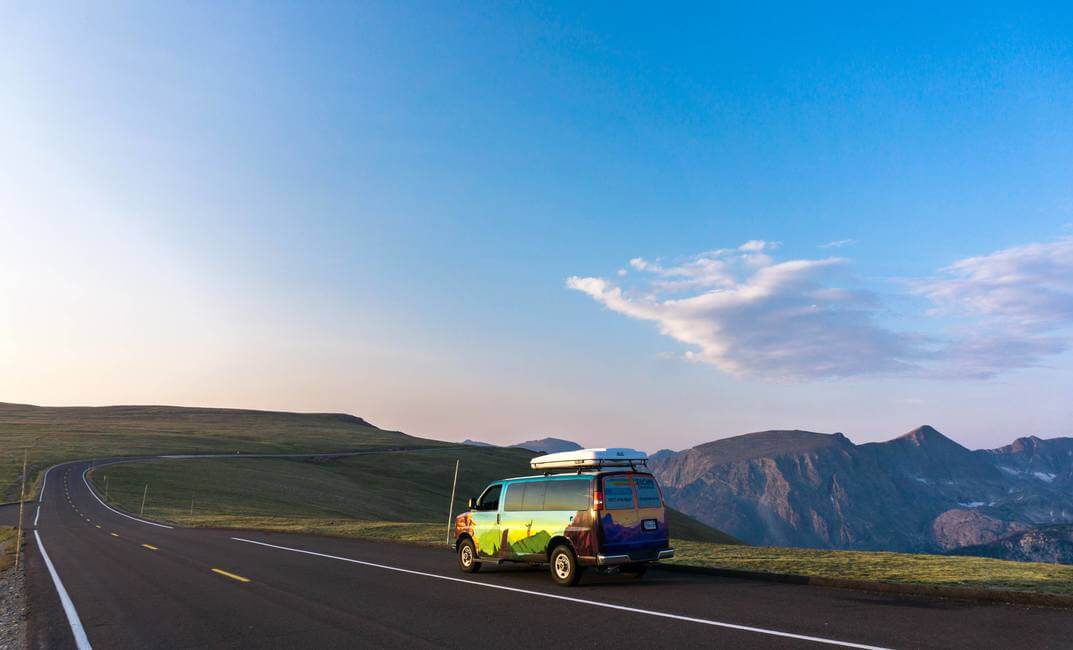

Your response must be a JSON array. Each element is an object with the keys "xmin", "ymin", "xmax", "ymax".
[
  {"xmin": 457, "ymin": 538, "xmax": 480, "ymax": 574},
  {"xmin": 550, "ymin": 545, "xmax": 583, "ymax": 586}
]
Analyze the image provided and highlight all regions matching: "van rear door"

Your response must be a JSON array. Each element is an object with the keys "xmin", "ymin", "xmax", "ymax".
[{"xmin": 597, "ymin": 472, "xmax": 669, "ymax": 561}]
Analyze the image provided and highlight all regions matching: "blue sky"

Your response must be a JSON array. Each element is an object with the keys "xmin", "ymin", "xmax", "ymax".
[{"xmin": 2, "ymin": 2, "xmax": 1071, "ymax": 450}]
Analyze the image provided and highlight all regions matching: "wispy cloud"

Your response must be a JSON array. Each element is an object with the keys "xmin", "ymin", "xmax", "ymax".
[
  {"xmin": 567, "ymin": 244, "xmax": 919, "ymax": 380},
  {"xmin": 914, "ymin": 237, "xmax": 1073, "ymax": 329},
  {"xmin": 911, "ymin": 236, "xmax": 1073, "ymax": 376},
  {"xmin": 819, "ymin": 238, "xmax": 857, "ymax": 249},
  {"xmin": 568, "ymin": 236, "xmax": 1073, "ymax": 381}
]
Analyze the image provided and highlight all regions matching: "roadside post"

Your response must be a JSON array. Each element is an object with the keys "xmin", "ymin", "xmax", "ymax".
[
  {"xmin": 14, "ymin": 448, "xmax": 27, "ymax": 570},
  {"xmin": 140, "ymin": 483, "xmax": 149, "ymax": 516},
  {"xmin": 446, "ymin": 459, "xmax": 460, "ymax": 546}
]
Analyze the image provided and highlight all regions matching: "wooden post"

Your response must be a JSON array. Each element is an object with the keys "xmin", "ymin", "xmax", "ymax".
[
  {"xmin": 14, "ymin": 449, "xmax": 27, "ymax": 570},
  {"xmin": 446, "ymin": 459, "xmax": 460, "ymax": 546},
  {"xmin": 140, "ymin": 483, "xmax": 149, "ymax": 516}
]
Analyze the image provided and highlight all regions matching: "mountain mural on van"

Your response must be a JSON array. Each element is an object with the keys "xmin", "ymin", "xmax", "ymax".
[{"xmin": 457, "ymin": 509, "xmax": 599, "ymax": 559}]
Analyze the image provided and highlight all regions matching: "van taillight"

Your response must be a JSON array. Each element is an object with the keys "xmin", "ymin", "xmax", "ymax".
[{"xmin": 593, "ymin": 488, "xmax": 604, "ymax": 511}]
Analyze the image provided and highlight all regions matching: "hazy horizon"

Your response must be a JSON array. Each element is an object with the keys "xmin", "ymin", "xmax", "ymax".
[{"xmin": 3, "ymin": 4, "xmax": 1071, "ymax": 450}]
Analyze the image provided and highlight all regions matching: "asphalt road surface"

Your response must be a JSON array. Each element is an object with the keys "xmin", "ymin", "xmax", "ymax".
[{"xmin": 18, "ymin": 458, "xmax": 1073, "ymax": 649}]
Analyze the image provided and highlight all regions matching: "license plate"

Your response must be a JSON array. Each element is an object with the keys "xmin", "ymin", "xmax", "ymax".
[{"xmin": 643, "ymin": 519, "xmax": 657, "ymax": 531}]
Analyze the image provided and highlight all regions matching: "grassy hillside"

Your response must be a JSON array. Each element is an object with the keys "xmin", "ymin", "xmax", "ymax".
[
  {"xmin": 0, "ymin": 402, "xmax": 435, "ymax": 501},
  {"xmin": 88, "ymin": 448, "xmax": 737, "ymax": 544},
  {"xmin": 89, "ymin": 447, "xmax": 533, "ymax": 524}
]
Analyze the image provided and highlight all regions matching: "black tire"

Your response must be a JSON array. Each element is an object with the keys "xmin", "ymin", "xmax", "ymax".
[
  {"xmin": 457, "ymin": 538, "xmax": 480, "ymax": 573},
  {"xmin": 622, "ymin": 563, "xmax": 648, "ymax": 578},
  {"xmin": 549, "ymin": 544, "xmax": 584, "ymax": 586}
]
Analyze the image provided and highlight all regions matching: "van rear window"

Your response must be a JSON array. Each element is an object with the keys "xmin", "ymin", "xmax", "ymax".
[
  {"xmin": 603, "ymin": 476, "xmax": 635, "ymax": 509},
  {"xmin": 634, "ymin": 475, "xmax": 662, "ymax": 508}
]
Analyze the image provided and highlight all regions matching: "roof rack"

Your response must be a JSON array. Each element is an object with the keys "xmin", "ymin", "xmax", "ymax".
[{"xmin": 530, "ymin": 448, "xmax": 648, "ymax": 472}]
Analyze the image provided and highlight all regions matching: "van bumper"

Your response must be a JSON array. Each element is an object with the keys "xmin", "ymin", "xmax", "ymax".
[{"xmin": 596, "ymin": 547, "xmax": 674, "ymax": 565}]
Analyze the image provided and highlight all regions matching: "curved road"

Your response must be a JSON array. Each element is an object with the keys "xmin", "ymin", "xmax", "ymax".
[{"xmin": 17, "ymin": 458, "xmax": 1073, "ymax": 649}]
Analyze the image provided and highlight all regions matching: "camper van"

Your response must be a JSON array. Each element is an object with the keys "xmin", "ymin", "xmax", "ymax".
[{"xmin": 454, "ymin": 448, "xmax": 674, "ymax": 586}]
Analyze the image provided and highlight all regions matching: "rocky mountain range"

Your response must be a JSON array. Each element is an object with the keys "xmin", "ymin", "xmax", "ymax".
[{"xmin": 648, "ymin": 426, "xmax": 1073, "ymax": 562}]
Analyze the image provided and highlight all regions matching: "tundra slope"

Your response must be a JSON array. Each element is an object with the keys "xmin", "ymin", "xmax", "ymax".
[{"xmin": 650, "ymin": 426, "xmax": 1073, "ymax": 560}]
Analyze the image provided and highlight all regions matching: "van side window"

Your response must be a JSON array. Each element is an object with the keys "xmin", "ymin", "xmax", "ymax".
[
  {"xmin": 522, "ymin": 481, "xmax": 547, "ymax": 510},
  {"xmin": 543, "ymin": 479, "xmax": 590, "ymax": 510},
  {"xmin": 503, "ymin": 483, "xmax": 525, "ymax": 511},
  {"xmin": 603, "ymin": 476, "xmax": 635, "ymax": 509},
  {"xmin": 478, "ymin": 484, "xmax": 501, "ymax": 511},
  {"xmin": 634, "ymin": 475, "xmax": 662, "ymax": 508}
]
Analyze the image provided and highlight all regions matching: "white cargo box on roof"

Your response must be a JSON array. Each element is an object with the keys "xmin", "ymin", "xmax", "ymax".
[{"xmin": 530, "ymin": 447, "xmax": 648, "ymax": 471}]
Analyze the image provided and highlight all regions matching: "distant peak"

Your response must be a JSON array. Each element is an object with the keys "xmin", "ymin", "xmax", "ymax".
[
  {"xmin": 896, "ymin": 425, "xmax": 963, "ymax": 449},
  {"xmin": 513, "ymin": 437, "xmax": 583, "ymax": 453}
]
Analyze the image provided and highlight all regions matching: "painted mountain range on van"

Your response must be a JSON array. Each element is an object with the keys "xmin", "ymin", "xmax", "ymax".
[{"xmin": 649, "ymin": 426, "xmax": 1073, "ymax": 563}]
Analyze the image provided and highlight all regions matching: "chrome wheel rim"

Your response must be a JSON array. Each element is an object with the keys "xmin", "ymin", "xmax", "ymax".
[
  {"xmin": 461, "ymin": 545, "xmax": 473, "ymax": 566},
  {"xmin": 554, "ymin": 554, "xmax": 571, "ymax": 579}
]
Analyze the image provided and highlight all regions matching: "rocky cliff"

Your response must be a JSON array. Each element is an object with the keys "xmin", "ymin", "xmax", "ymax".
[{"xmin": 650, "ymin": 426, "xmax": 1073, "ymax": 561}]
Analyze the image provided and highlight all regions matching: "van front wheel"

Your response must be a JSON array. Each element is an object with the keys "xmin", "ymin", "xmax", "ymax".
[
  {"xmin": 458, "ymin": 538, "xmax": 480, "ymax": 574},
  {"xmin": 550, "ymin": 545, "xmax": 583, "ymax": 586}
]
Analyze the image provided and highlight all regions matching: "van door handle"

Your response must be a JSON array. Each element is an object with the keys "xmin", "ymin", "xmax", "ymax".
[{"xmin": 496, "ymin": 514, "xmax": 500, "ymax": 525}]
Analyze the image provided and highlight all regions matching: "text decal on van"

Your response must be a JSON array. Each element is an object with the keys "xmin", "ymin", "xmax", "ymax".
[{"xmin": 603, "ymin": 477, "xmax": 634, "ymax": 510}]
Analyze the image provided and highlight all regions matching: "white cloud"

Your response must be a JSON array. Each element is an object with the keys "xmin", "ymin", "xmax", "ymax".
[
  {"xmin": 819, "ymin": 238, "xmax": 857, "ymax": 249},
  {"xmin": 911, "ymin": 236, "xmax": 1073, "ymax": 377},
  {"xmin": 567, "ymin": 236, "xmax": 1073, "ymax": 381},
  {"xmin": 567, "ymin": 245, "xmax": 919, "ymax": 380},
  {"xmin": 914, "ymin": 237, "xmax": 1073, "ymax": 329},
  {"xmin": 738, "ymin": 239, "xmax": 779, "ymax": 252}
]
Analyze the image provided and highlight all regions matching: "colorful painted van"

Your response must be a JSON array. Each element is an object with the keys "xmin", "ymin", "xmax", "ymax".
[{"xmin": 454, "ymin": 449, "xmax": 674, "ymax": 586}]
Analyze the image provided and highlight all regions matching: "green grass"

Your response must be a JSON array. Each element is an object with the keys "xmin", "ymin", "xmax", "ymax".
[
  {"xmin": 0, "ymin": 527, "xmax": 17, "ymax": 572},
  {"xmin": 667, "ymin": 540, "xmax": 1073, "ymax": 596},
  {"xmin": 89, "ymin": 446, "xmax": 536, "ymax": 524},
  {"xmin": 87, "ymin": 447, "xmax": 736, "ymax": 544},
  {"xmin": 0, "ymin": 402, "xmax": 437, "ymax": 501}
]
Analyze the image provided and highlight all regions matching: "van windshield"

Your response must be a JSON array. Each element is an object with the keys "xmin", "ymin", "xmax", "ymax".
[{"xmin": 477, "ymin": 484, "xmax": 501, "ymax": 511}]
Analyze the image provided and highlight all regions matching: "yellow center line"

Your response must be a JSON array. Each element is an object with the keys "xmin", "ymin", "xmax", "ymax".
[
  {"xmin": 110, "ymin": 532, "xmax": 120, "ymax": 537},
  {"xmin": 211, "ymin": 568, "xmax": 251, "ymax": 583},
  {"xmin": 141, "ymin": 544, "xmax": 159, "ymax": 551},
  {"xmin": 95, "ymin": 525, "xmax": 102, "ymax": 529}
]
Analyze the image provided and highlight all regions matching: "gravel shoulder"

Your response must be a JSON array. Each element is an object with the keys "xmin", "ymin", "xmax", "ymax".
[{"xmin": 0, "ymin": 528, "xmax": 28, "ymax": 650}]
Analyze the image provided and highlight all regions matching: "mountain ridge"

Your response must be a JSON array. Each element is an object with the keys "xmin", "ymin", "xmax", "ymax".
[{"xmin": 650, "ymin": 425, "xmax": 1073, "ymax": 562}]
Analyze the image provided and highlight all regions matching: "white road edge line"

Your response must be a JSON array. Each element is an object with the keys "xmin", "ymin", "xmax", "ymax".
[
  {"xmin": 231, "ymin": 537, "xmax": 891, "ymax": 650},
  {"xmin": 35, "ymin": 529, "xmax": 92, "ymax": 649},
  {"xmin": 81, "ymin": 466, "xmax": 173, "ymax": 529},
  {"xmin": 34, "ymin": 465, "xmax": 51, "ymax": 526}
]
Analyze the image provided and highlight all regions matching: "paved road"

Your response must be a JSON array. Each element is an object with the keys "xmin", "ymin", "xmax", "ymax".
[{"xmin": 22, "ymin": 458, "xmax": 1073, "ymax": 649}]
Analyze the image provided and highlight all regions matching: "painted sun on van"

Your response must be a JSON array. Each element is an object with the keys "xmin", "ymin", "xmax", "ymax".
[{"xmin": 454, "ymin": 448, "xmax": 674, "ymax": 586}]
